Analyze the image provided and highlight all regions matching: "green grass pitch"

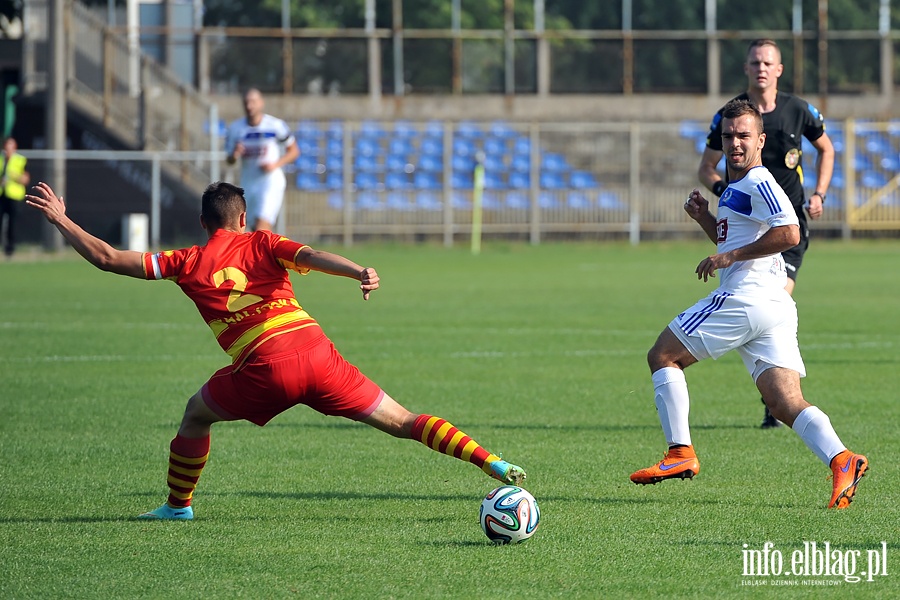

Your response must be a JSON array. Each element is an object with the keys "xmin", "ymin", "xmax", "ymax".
[{"xmin": 1, "ymin": 239, "xmax": 898, "ymax": 598}]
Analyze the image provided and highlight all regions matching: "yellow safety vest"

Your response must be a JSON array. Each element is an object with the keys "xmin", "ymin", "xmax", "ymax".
[{"xmin": 1, "ymin": 153, "xmax": 28, "ymax": 201}]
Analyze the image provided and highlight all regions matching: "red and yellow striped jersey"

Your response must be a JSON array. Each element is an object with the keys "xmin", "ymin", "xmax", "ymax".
[{"xmin": 143, "ymin": 229, "xmax": 322, "ymax": 368}]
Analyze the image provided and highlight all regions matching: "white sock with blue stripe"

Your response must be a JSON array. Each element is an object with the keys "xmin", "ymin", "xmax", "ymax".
[{"xmin": 652, "ymin": 367, "xmax": 692, "ymax": 447}]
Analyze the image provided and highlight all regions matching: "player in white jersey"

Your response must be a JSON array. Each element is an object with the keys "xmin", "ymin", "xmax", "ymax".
[
  {"xmin": 629, "ymin": 99, "xmax": 867, "ymax": 509},
  {"xmin": 225, "ymin": 88, "xmax": 299, "ymax": 231}
]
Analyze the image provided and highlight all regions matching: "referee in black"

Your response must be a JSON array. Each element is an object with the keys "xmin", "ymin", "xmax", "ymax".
[{"xmin": 698, "ymin": 38, "xmax": 835, "ymax": 429}]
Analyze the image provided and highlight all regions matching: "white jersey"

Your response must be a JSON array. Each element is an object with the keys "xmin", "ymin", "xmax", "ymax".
[
  {"xmin": 714, "ymin": 166, "xmax": 799, "ymax": 294},
  {"xmin": 225, "ymin": 114, "xmax": 296, "ymax": 186}
]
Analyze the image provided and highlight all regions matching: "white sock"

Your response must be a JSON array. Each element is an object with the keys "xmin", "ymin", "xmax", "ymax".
[
  {"xmin": 651, "ymin": 367, "xmax": 691, "ymax": 447},
  {"xmin": 791, "ymin": 406, "xmax": 846, "ymax": 466}
]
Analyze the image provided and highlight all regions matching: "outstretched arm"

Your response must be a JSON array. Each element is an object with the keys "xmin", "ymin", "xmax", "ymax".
[
  {"xmin": 694, "ymin": 224, "xmax": 800, "ymax": 282},
  {"xmin": 295, "ymin": 246, "xmax": 380, "ymax": 300},
  {"xmin": 25, "ymin": 182, "xmax": 146, "ymax": 278}
]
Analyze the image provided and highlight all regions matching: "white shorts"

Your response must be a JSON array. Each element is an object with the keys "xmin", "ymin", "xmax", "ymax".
[
  {"xmin": 243, "ymin": 171, "xmax": 287, "ymax": 226},
  {"xmin": 668, "ymin": 289, "xmax": 806, "ymax": 381}
]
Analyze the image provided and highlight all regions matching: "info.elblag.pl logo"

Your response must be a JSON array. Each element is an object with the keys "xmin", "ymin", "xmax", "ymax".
[{"xmin": 741, "ymin": 541, "xmax": 889, "ymax": 585}]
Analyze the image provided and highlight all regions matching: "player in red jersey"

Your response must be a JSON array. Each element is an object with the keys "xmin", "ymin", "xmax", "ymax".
[{"xmin": 26, "ymin": 181, "xmax": 526, "ymax": 520}]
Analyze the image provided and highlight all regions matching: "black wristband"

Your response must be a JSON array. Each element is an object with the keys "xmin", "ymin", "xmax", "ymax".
[
  {"xmin": 812, "ymin": 192, "xmax": 826, "ymax": 204},
  {"xmin": 712, "ymin": 180, "xmax": 727, "ymax": 197}
]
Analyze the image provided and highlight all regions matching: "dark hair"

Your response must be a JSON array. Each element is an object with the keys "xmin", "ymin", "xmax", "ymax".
[
  {"xmin": 746, "ymin": 38, "xmax": 781, "ymax": 60},
  {"xmin": 201, "ymin": 182, "xmax": 246, "ymax": 229},
  {"xmin": 722, "ymin": 98, "xmax": 764, "ymax": 135}
]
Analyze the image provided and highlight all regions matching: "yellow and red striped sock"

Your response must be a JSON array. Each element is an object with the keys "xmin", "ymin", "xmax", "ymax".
[
  {"xmin": 165, "ymin": 434, "xmax": 210, "ymax": 508},
  {"xmin": 411, "ymin": 415, "xmax": 500, "ymax": 476}
]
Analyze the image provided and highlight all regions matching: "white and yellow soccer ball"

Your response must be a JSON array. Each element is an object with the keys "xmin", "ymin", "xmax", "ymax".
[{"xmin": 479, "ymin": 485, "xmax": 540, "ymax": 544}]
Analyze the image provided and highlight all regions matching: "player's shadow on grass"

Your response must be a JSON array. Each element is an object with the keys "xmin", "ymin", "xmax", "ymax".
[{"xmin": 230, "ymin": 489, "xmax": 475, "ymax": 503}]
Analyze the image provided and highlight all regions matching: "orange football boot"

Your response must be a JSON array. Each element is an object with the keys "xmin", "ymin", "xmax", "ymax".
[
  {"xmin": 828, "ymin": 450, "xmax": 868, "ymax": 509},
  {"xmin": 630, "ymin": 445, "xmax": 700, "ymax": 485}
]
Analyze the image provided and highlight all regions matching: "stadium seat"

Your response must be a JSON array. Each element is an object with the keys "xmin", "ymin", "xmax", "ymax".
[
  {"xmin": 325, "ymin": 171, "xmax": 343, "ymax": 190},
  {"xmin": 484, "ymin": 137, "xmax": 507, "ymax": 156},
  {"xmin": 539, "ymin": 192, "xmax": 560, "ymax": 209},
  {"xmin": 540, "ymin": 171, "xmax": 566, "ymax": 189},
  {"xmin": 296, "ymin": 120, "xmax": 323, "ymax": 139},
  {"xmin": 451, "ymin": 192, "xmax": 472, "ymax": 210},
  {"xmin": 567, "ymin": 191, "xmax": 593, "ymax": 209},
  {"xmin": 424, "ymin": 120, "xmax": 445, "ymax": 138},
  {"xmin": 508, "ymin": 171, "xmax": 530, "ymax": 189},
  {"xmin": 452, "ymin": 155, "xmax": 476, "ymax": 172},
  {"xmin": 415, "ymin": 191, "xmax": 443, "ymax": 211},
  {"xmin": 452, "ymin": 171, "xmax": 473, "ymax": 189},
  {"xmin": 597, "ymin": 191, "xmax": 626, "ymax": 210},
  {"xmin": 489, "ymin": 120, "xmax": 516, "ymax": 139},
  {"xmin": 360, "ymin": 120, "xmax": 386, "ymax": 138},
  {"xmin": 355, "ymin": 138, "xmax": 380, "ymax": 158},
  {"xmin": 355, "ymin": 154, "xmax": 379, "ymax": 173},
  {"xmin": 456, "ymin": 121, "xmax": 483, "ymax": 138},
  {"xmin": 295, "ymin": 154, "xmax": 320, "ymax": 172},
  {"xmin": 297, "ymin": 138, "xmax": 320, "ymax": 156},
  {"xmin": 413, "ymin": 171, "xmax": 441, "ymax": 190},
  {"xmin": 480, "ymin": 192, "xmax": 503, "ymax": 210},
  {"xmin": 513, "ymin": 136, "xmax": 531, "ymax": 155},
  {"xmin": 325, "ymin": 154, "xmax": 343, "ymax": 172},
  {"xmin": 483, "ymin": 154, "xmax": 506, "ymax": 172},
  {"xmin": 417, "ymin": 154, "xmax": 442, "ymax": 173},
  {"xmin": 453, "ymin": 137, "xmax": 477, "ymax": 158},
  {"xmin": 356, "ymin": 191, "xmax": 383, "ymax": 210},
  {"xmin": 327, "ymin": 192, "xmax": 343, "ymax": 210},
  {"xmin": 326, "ymin": 120, "xmax": 344, "ymax": 139},
  {"xmin": 541, "ymin": 152, "xmax": 569, "ymax": 172},
  {"xmin": 484, "ymin": 172, "xmax": 507, "ymax": 190},
  {"xmin": 326, "ymin": 138, "xmax": 343, "ymax": 156},
  {"xmin": 880, "ymin": 154, "xmax": 900, "ymax": 171},
  {"xmin": 354, "ymin": 172, "xmax": 379, "ymax": 190},
  {"xmin": 860, "ymin": 171, "xmax": 888, "ymax": 188},
  {"xmin": 570, "ymin": 171, "xmax": 599, "ymax": 189},
  {"xmin": 510, "ymin": 154, "xmax": 530, "ymax": 173},
  {"xmin": 296, "ymin": 173, "xmax": 325, "ymax": 190},
  {"xmin": 389, "ymin": 138, "xmax": 414, "ymax": 156},
  {"xmin": 385, "ymin": 153, "xmax": 410, "ymax": 172},
  {"xmin": 393, "ymin": 120, "xmax": 416, "ymax": 139},
  {"xmin": 420, "ymin": 136, "xmax": 444, "ymax": 157},
  {"xmin": 386, "ymin": 192, "xmax": 414, "ymax": 211},
  {"xmin": 505, "ymin": 191, "xmax": 529, "ymax": 210},
  {"xmin": 385, "ymin": 172, "xmax": 413, "ymax": 190}
]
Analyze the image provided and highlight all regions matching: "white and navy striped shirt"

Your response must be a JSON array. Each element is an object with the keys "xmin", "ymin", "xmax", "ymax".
[
  {"xmin": 714, "ymin": 165, "xmax": 799, "ymax": 293},
  {"xmin": 225, "ymin": 114, "xmax": 296, "ymax": 186}
]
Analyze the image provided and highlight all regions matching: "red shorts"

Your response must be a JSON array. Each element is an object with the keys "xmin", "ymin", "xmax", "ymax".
[{"xmin": 200, "ymin": 332, "xmax": 383, "ymax": 426}]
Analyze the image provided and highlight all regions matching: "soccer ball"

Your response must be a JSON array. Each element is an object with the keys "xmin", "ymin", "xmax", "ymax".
[{"xmin": 479, "ymin": 485, "xmax": 540, "ymax": 544}]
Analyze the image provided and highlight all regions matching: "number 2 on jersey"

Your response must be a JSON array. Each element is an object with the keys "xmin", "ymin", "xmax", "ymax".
[{"xmin": 213, "ymin": 267, "xmax": 263, "ymax": 312}]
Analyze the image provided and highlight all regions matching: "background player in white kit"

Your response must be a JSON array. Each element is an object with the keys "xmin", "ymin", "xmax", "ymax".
[
  {"xmin": 225, "ymin": 88, "xmax": 300, "ymax": 232},
  {"xmin": 629, "ymin": 99, "xmax": 867, "ymax": 509}
]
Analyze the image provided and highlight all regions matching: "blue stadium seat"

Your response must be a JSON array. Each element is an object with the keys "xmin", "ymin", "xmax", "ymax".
[
  {"xmin": 386, "ymin": 192, "xmax": 414, "ymax": 211},
  {"xmin": 860, "ymin": 171, "xmax": 888, "ymax": 188},
  {"xmin": 597, "ymin": 191, "xmax": 626, "ymax": 210},
  {"xmin": 480, "ymin": 192, "xmax": 503, "ymax": 210},
  {"xmin": 297, "ymin": 138, "xmax": 320, "ymax": 156},
  {"xmin": 360, "ymin": 120, "xmax": 386, "ymax": 138},
  {"xmin": 453, "ymin": 137, "xmax": 477, "ymax": 158},
  {"xmin": 505, "ymin": 191, "xmax": 529, "ymax": 210},
  {"xmin": 327, "ymin": 192, "xmax": 343, "ymax": 210},
  {"xmin": 456, "ymin": 121, "xmax": 483, "ymax": 138},
  {"xmin": 385, "ymin": 154, "xmax": 410, "ymax": 172},
  {"xmin": 452, "ymin": 155, "xmax": 476, "ymax": 172},
  {"xmin": 415, "ymin": 191, "xmax": 443, "ymax": 211},
  {"xmin": 570, "ymin": 170, "xmax": 599, "ymax": 189},
  {"xmin": 356, "ymin": 191, "xmax": 383, "ymax": 210},
  {"xmin": 326, "ymin": 120, "xmax": 344, "ymax": 140},
  {"xmin": 326, "ymin": 138, "xmax": 343, "ymax": 156},
  {"xmin": 541, "ymin": 152, "xmax": 569, "ymax": 172},
  {"xmin": 354, "ymin": 172, "xmax": 379, "ymax": 190},
  {"xmin": 510, "ymin": 154, "xmax": 530, "ymax": 173},
  {"xmin": 424, "ymin": 120, "xmax": 445, "ymax": 138},
  {"xmin": 325, "ymin": 154, "xmax": 343, "ymax": 172},
  {"xmin": 489, "ymin": 120, "xmax": 516, "ymax": 139},
  {"xmin": 354, "ymin": 154, "xmax": 379, "ymax": 172},
  {"xmin": 325, "ymin": 171, "xmax": 343, "ymax": 190},
  {"xmin": 484, "ymin": 172, "xmax": 507, "ymax": 190},
  {"xmin": 483, "ymin": 137, "xmax": 507, "ymax": 156},
  {"xmin": 452, "ymin": 171, "xmax": 473, "ymax": 189},
  {"xmin": 414, "ymin": 171, "xmax": 441, "ymax": 190},
  {"xmin": 508, "ymin": 171, "xmax": 530, "ymax": 189},
  {"xmin": 385, "ymin": 172, "xmax": 413, "ymax": 190},
  {"xmin": 513, "ymin": 136, "xmax": 531, "ymax": 155},
  {"xmin": 355, "ymin": 138, "xmax": 380, "ymax": 158},
  {"xmin": 567, "ymin": 191, "xmax": 593, "ymax": 209},
  {"xmin": 296, "ymin": 173, "xmax": 325, "ymax": 190},
  {"xmin": 295, "ymin": 154, "xmax": 320, "ymax": 172},
  {"xmin": 393, "ymin": 120, "xmax": 416, "ymax": 139},
  {"xmin": 451, "ymin": 192, "xmax": 472, "ymax": 210},
  {"xmin": 417, "ymin": 154, "xmax": 442, "ymax": 173},
  {"xmin": 296, "ymin": 120, "xmax": 323, "ymax": 139},
  {"xmin": 483, "ymin": 154, "xmax": 506, "ymax": 172},
  {"xmin": 539, "ymin": 192, "xmax": 560, "ymax": 209},
  {"xmin": 420, "ymin": 136, "xmax": 444, "ymax": 157},
  {"xmin": 880, "ymin": 154, "xmax": 900, "ymax": 171},
  {"xmin": 389, "ymin": 138, "xmax": 414, "ymax": 156},
  {"xmin": 540, "ymin": 171, "xmax": 566, "ymax": 189}
]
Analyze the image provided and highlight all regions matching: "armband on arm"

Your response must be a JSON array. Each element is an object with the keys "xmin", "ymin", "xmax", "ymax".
[{"xmin": 712, "ymin": 180, "xmax": 727, "ymax": 197}]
